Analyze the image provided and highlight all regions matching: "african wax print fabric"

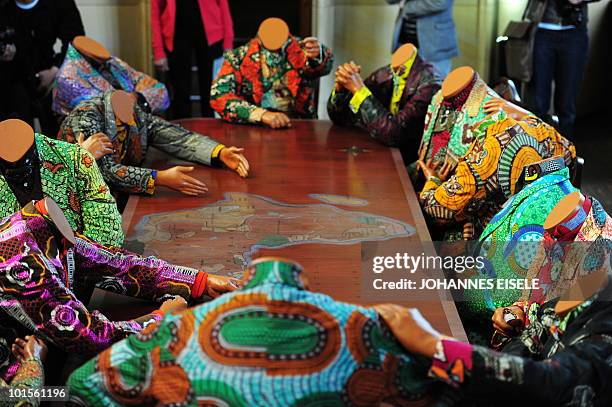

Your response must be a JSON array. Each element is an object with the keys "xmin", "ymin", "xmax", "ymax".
[
  {"xmin": 0, "ymin": 133, "xmax": 122, "ymax": 247},
  {"xmin": 67, "ymin": 259, "xmax": 436, "ymax": 407},
  {"xmin": 53, "ymin": 44, "xmax": 169, "ymax": 116},
  {"xmin": 419, "ymin": 116, "xmax": 575, "ymax": 238},
  {"xmin": 59, "ymin": 91, "xmax": 222, "ymax": 195},
  {"xmin": 211, "ymin": 37, "xmax": 333, "ymax": 122}
]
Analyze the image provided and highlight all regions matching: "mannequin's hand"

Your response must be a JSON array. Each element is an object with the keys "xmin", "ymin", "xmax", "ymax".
[
  {"xmin": 336, "ymin": 62, "xmax": 364, "ymax": 94},
  {"xmin": 261, "ymin": 111, "xmax": 291, "ymax": 129},
  {"xmin": 334, "ymin": 61, "xmax": 361, "ymax": 92},
  {"xmin": 220, "ymin": 147, "xmax": 249, "ymax": 178},
  {"xmin": 484, "ymin": 98, "xmax": 506, "ymax": 115},
  {"xmin": 301, "ymin": 37, "xmax": 321, "ymax": 59},
  {"xmin": 375, "ymin": 304, "xmax": 442, "ymax": 358},
  {"xmin": 12, "ymin": 336, "xmax": 47, "ymax": 363},
  {"xmin": 484, "ymin": 98, "xmax": 531, "ymax": 120},
  {"xmin": 154, "ymin": 57, "xmax": 169, "ymax": 72},
  {"xmin": 77, "ymin": 132, "xmax": 114, "ymax": 160},
  {"xmin": 156, "ymin": 166, "xmax": 209, "ymax": 196},
  {"xmin": 36, "ymin": 66, "xmax": 59, "ymax": 92},
  {"xmin": 491, "ymin": 305, "xmax": 525, "ymax": 337},
  {"xmin": 417, "ymin": 158, "xmax": 452, "ymax": 182},
  {"xmin": 159, "ymin": 296, "xmax": 188, "ymax": 314},
  {"xmin": 206, "ymin": 274, "xmax": 241, "ymax": 298}
]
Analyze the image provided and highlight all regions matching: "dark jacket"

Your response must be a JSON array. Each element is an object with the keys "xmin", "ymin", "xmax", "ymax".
[
  {"xmin": 461, "ymin": 278, "xmax": 612, "ymax": 406},
  {"xmin": 327, "ymin": 55, "xmax": 440, "ymax": 164},
  {"xmin": 527, "ymin": 0, "xmax": 599, "ymax": 29},
  {"xmin": 8, "ymin": 0, "xmax": 84, "ymax": 72}
]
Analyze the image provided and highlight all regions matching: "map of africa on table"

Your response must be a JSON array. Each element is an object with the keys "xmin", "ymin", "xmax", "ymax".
[{"xmin": 127, "ymin": 192, "xmax": 415, "ymax": 277}]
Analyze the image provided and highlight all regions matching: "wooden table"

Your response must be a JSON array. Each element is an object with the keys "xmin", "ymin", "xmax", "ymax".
[{"xmin": 120, "ymin": 119, "xmax": 466, "ymax": 341}]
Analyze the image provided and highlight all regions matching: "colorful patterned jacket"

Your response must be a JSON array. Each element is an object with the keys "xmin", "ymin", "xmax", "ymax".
[
  {"xmin": 416, "ymin": 74, "xmax": 504, "ymax": 173},
  {"xmin": 0, "ymin": 203, "xmax": 208, "ymax": 381},
  {"xmin": 522, "ymin": 197, "xmax": 612, "ymax": 306},
  {"xmin": 0, "ymin": 134, "xmax": 123, "ymax": 247},
  {"xmin": 457, "ymin": 166, "xmax": 578, "ymax": 342},
  {"xmin": 211, "ymin": 37, "xmax": 333, "ymax": 123},
  {"xmin": 431, "ymin": 279, "xmax": 612, "ymax": 406},
  {"xmin": 67, "ymin": 258, "xmax": 436, "ymax": 406},
  {"xmin": 420, "ymin": 116, "xmax": 576, "ymax": 237},
  {"xmin": 53, "ymin": 44, "xmax": 170, "ymax": 116},
  {"xmin": 327, "ymin": 55, "xmax": 440, "ymax": 163},
  {"xmin": 58, "ymin": 91, "xmax": 223, "ymax": 195}
]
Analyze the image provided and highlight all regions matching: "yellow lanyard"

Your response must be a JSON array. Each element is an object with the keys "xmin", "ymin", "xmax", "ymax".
[{"xmin": 390, "ymin": 51, "xmax": 417, "ymax": 115}]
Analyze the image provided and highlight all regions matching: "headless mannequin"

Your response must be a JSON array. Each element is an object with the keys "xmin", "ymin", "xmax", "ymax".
[
  {"xmin": 72, "ymin": 37, "xmax": 154, "ymax": 113},
  {"xmin": 0, "ymin": 119, "xmax": 43, "ymax": 206},
  {"xmin": 72, "ymin": 36, "xmax": 111, "ymax": 63},
  {"xmin": 257, "ymin": 18, "xmax": 290, "ymax": 51},
  {"xmin": 253, "ymin": 18, "xmax": 293, "ymax": 129},
  {"xmin": 544, "ymin": 192, "xmax": 606, "ymax": 315},
  {"xmin": 391, "ymin": 43, "xmax": 417, "ymax": 70}
]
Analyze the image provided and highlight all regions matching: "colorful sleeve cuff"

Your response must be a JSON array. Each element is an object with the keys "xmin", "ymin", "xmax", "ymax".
[
  {"xmin": 429, "ymin": 339, "xmax": 473, "ymax": 388},
  {"xmin": 191, "ymin": 271, "xmax": 209, "ymax": 300},
  {"xmin": 249, "ymin": 107, "xmax": 267, "ymax": 123},
  {"xmin": 145, "ymin": 173, "xmax": 156, "ymax": 195},
  {"xmin": 349, "ymin": 86, "xmax": 373, "ymax": 114},
  {"xmin": 211, "ymin": 144, "xmax": 226, "ymax": 159}
]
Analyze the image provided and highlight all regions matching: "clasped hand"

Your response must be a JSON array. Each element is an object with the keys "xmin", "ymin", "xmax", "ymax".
[{"xmin": 334, "ymin": 61, "xmax": 365, "ymax": 94}]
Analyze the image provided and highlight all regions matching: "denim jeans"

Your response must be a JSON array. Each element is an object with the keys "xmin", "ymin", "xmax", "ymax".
[
  {"xmin": 430, "ymin": 58, "xmax": 452, "ymax": 78},
  {"xmin": 531, "ymin": 27, "xmax": 589, "ymax": 139}
]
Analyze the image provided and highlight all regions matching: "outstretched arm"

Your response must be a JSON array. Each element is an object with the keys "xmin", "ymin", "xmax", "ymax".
[{"xmin": 146, "ymin": 114, "xmax": 223, "ymax": 167}]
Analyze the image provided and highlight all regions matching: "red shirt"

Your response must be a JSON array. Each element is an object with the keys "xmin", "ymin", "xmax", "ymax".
[{"xmin": 151, "ymin": 0, "xmax": 234, "ymax": 60}]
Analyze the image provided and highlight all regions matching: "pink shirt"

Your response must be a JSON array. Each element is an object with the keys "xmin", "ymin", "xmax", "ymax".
[{"xmin": 151, "ymin": 0, "xmax": 234, "ymax": 60}]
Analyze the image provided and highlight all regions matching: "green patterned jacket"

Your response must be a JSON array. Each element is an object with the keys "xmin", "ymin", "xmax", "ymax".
[
  {"xmin": 417, "ymin": 74, "xmax": 505, "ymax": 171},
  {"xmin": 458, "ymin": 167, "xmax": 577, "ymax": 342},
  {"xmin": 0, "ymin": 134, "xmax": 123, "ymax": 247}
]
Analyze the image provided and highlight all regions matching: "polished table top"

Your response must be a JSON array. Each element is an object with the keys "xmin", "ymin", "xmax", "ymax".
[{"xmin": 120, "ymin": 118, "xmax": 466, "ymax": 340}]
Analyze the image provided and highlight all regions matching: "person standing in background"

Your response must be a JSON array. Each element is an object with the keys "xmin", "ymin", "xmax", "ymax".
[
  {"xmin": 528, "ymin": 0, "xmax": 599, "ymax": 139},
  {"xmin": 151, "ymin": 0, "xmax": 234, "ymax": 119},
  {"xmin": 8, "ymin": 0, "xmax": 85, "ymax": 136},
  {"xmin": 387, "ymin": 0, "xmax": 458, "ymax": 77}
]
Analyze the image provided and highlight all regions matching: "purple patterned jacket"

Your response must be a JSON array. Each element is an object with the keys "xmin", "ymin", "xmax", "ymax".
[{"xmin": 0, "ymin": 203, "xmax": 201, "ymax": 380}]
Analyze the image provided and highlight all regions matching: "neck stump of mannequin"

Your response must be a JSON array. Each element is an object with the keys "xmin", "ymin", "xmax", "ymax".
[
  {"xmin": 441, "ymin": 66, "xmax": 476, "ymax": 100},
  {"xmin": 544, "ymin": 192, "xmax": 600, "ymax": 314},
  {"xmin": 555, "ymin": 268, "xmax": 608, "ymax": 316},
  {"xmin": 258, "ymin": 17, "xmax": 290, "ymax": 51},
  {"xmin": 73, "ymin": 36, "xmax": 111, "ymax": 63},
  {"xmin": 111, "ymin": 91, "xmax": 136, "ymax": 125},
  {"xmin": 0, "ymin": 119, "xmax": 35, "ymax": 164},
  {"xmin": 545, "ymin": 192, "xmax": 589, "ymax": 239},
  {"xmin": 391, "ymin": 43, "xmax": 416, "ymax": 72}
]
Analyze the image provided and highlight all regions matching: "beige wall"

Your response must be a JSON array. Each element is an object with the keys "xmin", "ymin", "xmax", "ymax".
[
  {"xmin": 314, "ymin": 0, "xmax": 607, "ymax": 118},
  {"xmin": 312, "ymin": 0, "xmax": 499, "ymax": 119},
  {"xmin": 76, "ymin": 0, "xmax": 152, "ymax": 73}
]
